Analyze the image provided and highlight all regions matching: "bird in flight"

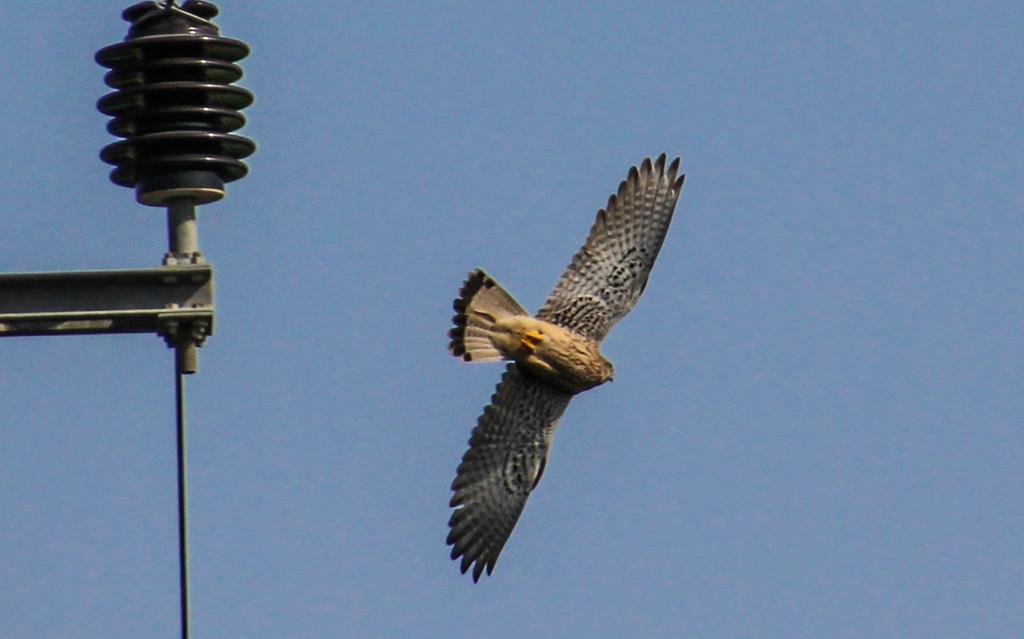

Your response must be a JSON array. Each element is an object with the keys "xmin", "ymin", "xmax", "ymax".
[{"xmin": 446, "ymin": 154, "xmax": 685, "ymax": 581}]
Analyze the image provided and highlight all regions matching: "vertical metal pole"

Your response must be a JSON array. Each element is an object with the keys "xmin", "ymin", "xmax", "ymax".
[
  {"xmin": 170, "ymin": 195, "xmax": 198, "ymax": 635},
  {"xmin": 174, "ymin": 353, "xmax": 191, "ymax": 639},
  {"xmin": 167, "ymin": 198, "xmax": 199, "ymax": 259},
  {"xmin": 168, "ymin": 197, "xmax": 200, "ymax": 375}
]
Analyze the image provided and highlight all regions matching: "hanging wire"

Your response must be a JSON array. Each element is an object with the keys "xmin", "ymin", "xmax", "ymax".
[{"xmin": 175, "ymin": 348, "xmax": 191, "ymax": 639}]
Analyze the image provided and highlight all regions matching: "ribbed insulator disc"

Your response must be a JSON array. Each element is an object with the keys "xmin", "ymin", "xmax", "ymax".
[{"xmin": 96, "ymin": 2, "xmax": 254, "ymax": 206}]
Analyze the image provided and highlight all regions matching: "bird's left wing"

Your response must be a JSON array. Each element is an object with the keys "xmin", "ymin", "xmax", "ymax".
[
  {"xmin": 537, "ymin": 154, "xmax": 684, "ymax": 342},
  {"xmin": 448, "ymin": 364, "xmax": 572, "ymax": 581}
]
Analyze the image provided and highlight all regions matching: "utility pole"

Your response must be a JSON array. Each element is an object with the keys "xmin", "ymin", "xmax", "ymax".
[{"xmin": 0, "ymin": 2, "xmax": 255, "ymax": 637}]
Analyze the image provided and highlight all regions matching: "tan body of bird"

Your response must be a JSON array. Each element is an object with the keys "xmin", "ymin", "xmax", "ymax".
[{"xmin": 451, "ymin": 272, "xmax": 613, "ymax": 394}]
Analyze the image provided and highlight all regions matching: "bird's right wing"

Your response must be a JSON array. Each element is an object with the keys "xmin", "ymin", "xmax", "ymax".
[
  {"xmin": 537, "ymin": 154, "xmax": 684, "ymax": 342},
  {"xmin": 447, "ymin": 364, "xmax": 572, "ymax": 581}
]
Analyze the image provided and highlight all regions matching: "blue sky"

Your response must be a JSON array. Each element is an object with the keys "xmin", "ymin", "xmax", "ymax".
[{"xmin": 1, "ymin": 1, "xmax": 1022, "ymax": 637}]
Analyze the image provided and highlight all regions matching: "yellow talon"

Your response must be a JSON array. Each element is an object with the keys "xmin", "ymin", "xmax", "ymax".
[{"xmin": 521, "ymin": 330, "xmax": 544, "ymax": 351}]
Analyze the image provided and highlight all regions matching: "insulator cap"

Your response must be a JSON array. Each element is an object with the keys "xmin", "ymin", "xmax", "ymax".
[{"xmin": 97, "ymin": 1, "xmax": 255, "ymax": 206}]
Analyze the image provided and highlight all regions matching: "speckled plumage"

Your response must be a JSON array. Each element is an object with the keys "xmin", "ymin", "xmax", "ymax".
[{"xmin": 446, "ymin": 155, "xmax": 685, "ymax": 581}]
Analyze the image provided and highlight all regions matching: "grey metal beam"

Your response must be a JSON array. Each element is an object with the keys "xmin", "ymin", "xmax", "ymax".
[{"xmin": 0, "ymin": 266, "xmax": 214, "ymax": 338}]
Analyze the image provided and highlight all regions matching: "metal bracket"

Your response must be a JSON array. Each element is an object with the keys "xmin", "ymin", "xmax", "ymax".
[
  {"xmin": 0, "ymin": 265, "xmax": 214, "ymax": 338},
  {"xmin": 158, "ymin": 311, "xmax": 213, "ymax": 375}
]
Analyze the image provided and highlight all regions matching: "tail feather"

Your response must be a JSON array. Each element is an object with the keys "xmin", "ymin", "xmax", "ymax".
[{"xmin": 449, "ymin": 269, "xmax": 528, "ymax": 362}]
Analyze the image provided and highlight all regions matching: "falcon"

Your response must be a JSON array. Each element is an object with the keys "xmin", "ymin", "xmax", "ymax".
[{"xmin": 446, "ymin": 154, "xmax": 685, "ymax": 581}]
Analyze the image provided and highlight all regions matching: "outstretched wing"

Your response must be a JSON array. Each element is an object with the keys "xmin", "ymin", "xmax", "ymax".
[
  {"xmin": 448, "ymin": 364, "xmax": 572, "ymax": 581},
  {"xmin": 537, "ymin": 154, "xmax": 684, "ymax": 342}
]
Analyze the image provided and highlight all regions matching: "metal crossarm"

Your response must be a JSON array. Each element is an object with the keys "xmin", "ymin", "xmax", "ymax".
[{"xmin": 0, "ymin": 266, "xmax": 214, "ymax": 338}]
